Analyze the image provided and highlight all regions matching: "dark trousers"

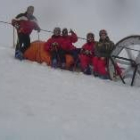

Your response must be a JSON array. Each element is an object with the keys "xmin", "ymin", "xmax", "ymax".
[
  {"xmin": 16, "ymin": 33, "xmax": 30, "ymax": 53},
  {"xmin": 51, "ymin": 48, "xmax": 81, "ymax": 64},
  {"xmin": 51, "ymin": 48, "xmax": 66, "ymax": 64},
  {"xmin": 68, "ymin": 48, "xmax": 81, "ymax": 61}
]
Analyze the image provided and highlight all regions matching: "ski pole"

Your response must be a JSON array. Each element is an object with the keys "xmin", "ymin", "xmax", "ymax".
[
  {"xmin": 0, "ymin": 20, "xmax": 16, "ymax": 48},
  {"xmin": 37, "ymin": 32, "xmax": 40, "ymax": 41},
  {"xmin": 40, "ymin": 28, "xmax": 53, "ymax": 33},
  {"xmin": 78, "ymin": 36, "xmax": 86, "ymax": 40},
  {"xmin": 0, "ymin": 20, "xmax": 11, "ymax": 25}
]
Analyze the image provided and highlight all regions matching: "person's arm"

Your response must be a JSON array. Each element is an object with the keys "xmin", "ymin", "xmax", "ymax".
[
  {"xmin": 69, "ymin": 29, "xmax": 78, "ymax": 43},
  {"xmin": 31, "ymin": 16, "xmax": 41, "ymax": 32},
  {"xmin": 11, "ymin": 13, "xmax": 26, "ymax": 28}
]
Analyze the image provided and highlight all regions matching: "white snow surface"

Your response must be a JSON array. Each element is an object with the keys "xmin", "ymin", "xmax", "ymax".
[
  {"xmin": 0, "ymin": 0, "xmax": 140, "ymax": 139},
  {"xmin": 0, "ymin": 46, "xmax": 140, "ymax": 140}
]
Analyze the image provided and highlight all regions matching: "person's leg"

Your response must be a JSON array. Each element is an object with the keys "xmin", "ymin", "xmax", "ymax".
[
  {"xmin": 15, "ymin": 33, "xmax": 24, "ymax": 60},
  {"xmin": 58, "ymin": 49, "xmax": 66, "ymax": 68},
  {"xmin": 51, "ymin": 51, "xmax": 59, "ymax": 68},
  {"xmin": 92, "ymin": 57, "xmax": 99, "ymax": 76},
  {"xmin": 15, "ymin": 33, "xmax": 23, "ymax": 52},
  {"xmin": 97, "ymin": 58, "xmax": 109, "ymax": 79},
  {"xmin": 21, "ymin": 34, "xmax": 30, "ymax": 53},
  {"xmin": 79, "ymin": 54, "xmax": 91, "ymax": 74}
]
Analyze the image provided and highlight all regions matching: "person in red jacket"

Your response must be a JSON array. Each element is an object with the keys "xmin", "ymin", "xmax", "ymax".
[
  {"xmin": 12, "ymin": 6, "xmax": 40, "ymax": 60},
  {"xmin": 61, "ymin": 28, "xmax": 77, "ymax": 51},
  {"xmin": 44, "ymin": 27, "xmax": 66, "ymax": 68},
  {"xmin": 61, "ymin": 28, "xmax": 80, "ymax": 64},
  {"xmin": 79, "ymin": 32, "xmax": 96, "ymax": 75}
]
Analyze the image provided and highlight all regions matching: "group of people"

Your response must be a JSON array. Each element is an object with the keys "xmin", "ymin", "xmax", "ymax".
[{"xmin": 11, "ymin": 6, "xmax": 118, "ymax": 79}]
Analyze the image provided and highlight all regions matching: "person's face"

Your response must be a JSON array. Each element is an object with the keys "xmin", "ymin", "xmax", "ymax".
[
  {"xmin": 54, "ymin": 28, "xmax": 61, "ymax": 36},
  {"xmin": 100, "ymin": 33, "xmax": 107, "ymax": 40},
  {"xmin": 62, "ymin": 29, "xmax": 68, "ymax": 36},
  {"xmin": 27, "ymin": 7, "xmax": 34, "ymax": 16},
  {"xmin": 87, "ymin": 34, "xmax": 94, "ymax": 42}
]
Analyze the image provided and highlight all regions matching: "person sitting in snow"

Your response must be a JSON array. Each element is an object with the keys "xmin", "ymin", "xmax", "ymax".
[
  {"xmin": 61, "ymin": 28, "xmax": 80, "ymax": 59},
  {"xmin": 79, "ymin": 32, "xmax": 96, "ymax": 75},
  {"xmin": 61, "ymin": 28, "xmax": 80, "ymax": 69},
  {"xmin": 44, "ymin": 27, "xmax": 66, "ymax": 68},
  {"xmin": 93, "ymin": 29, "xmax": 115, "ymax": 79},
  {"xmin": 11, "ymin": 6, "xmax": 40, "ymax": 60}
]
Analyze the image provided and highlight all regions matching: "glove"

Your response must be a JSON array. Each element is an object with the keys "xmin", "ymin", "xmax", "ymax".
[
  {"xmin": 85, "ymin": 50, "xmax": 92, "ymax": 55},
  {"xmin": 36, "ymin": 27, "xmax": 41, "ymax": 32},
  {"xmin": 50, "ymin": 42, "xmax": 59, "ymax": 51},
  {"xmin": 52, "ymin": 42, "xmax": 59, "ymax": 47},
  {"xmin": 11, "ymin": 19, "xmax": 17, "ymax": 26},
  {"xmin": 69, "ymin": 29, "xmax": 74, "ymax": 34},
  {"xmin": 11, "ymin": 19, "xmax": 20, "ymax": 29}
]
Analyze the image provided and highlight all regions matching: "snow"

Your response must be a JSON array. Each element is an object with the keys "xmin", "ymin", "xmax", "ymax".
[
  {"xmin": 0, "ymin": 0, "xmax": 140, "ymax": 139},
  {"xmin": 1, "ymin": 45, "xmax": 140, "ymax": 140}
]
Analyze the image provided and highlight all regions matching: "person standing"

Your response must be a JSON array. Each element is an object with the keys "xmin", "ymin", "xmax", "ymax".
[{"xmin": 12, "ymin": 6, "xmax": 40, "ymax": 60}]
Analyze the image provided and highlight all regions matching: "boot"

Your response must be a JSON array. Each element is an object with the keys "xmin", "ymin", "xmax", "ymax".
[
  {"xmin": 51, "ymin": 59, "xmax": 58, "ymax": 68},
  {"xmin": 83, "ymin": 67, "xmax": 91, "ymax": 75}
]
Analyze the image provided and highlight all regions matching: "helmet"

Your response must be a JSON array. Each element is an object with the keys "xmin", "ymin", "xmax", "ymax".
[
  {"xmin": 62, "ymin": 28, "xmax": 68, "ymax": 36},
  {"xmin": 53, "ymin": 27, "xmax": 61, "ymax": 36},
  {"xmin": 87, "ymin": 32, "xmax": 94, "ymax": 38},
  {"xmin": 86, "ymin": 32, "xmax": 94, "ymax": 42},
  {"xmin": 99, "ymin": 29, "xmax": 107, "ymax": 36}
]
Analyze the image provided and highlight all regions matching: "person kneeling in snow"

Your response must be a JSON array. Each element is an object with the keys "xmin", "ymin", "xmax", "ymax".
[
  {"xmin": 11, "ymin": 6, "xmax": 40, "ymax": 60},
  {"xmin": 93, "ymin": 29, "xmax": 115, "ymax": 79},
  {"xmin": 79, "ymin": 33, "xmax": 96, "ymax": 75}
]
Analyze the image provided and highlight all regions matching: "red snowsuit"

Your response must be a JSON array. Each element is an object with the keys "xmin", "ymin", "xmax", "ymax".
[
  {"xmin": 61, "ymin": 32, "xmax": 78, "ymax": 51},
  {"xmin": 44, "ymin": 35, "xmax": 62, "ymax": 52},
  {"xmin": 79, "ymin": 42, "xmax": 96, "ymax": 71},
  {"xmin": 44, "ymin": 35, "xmax": 68, "ymax": 66}
]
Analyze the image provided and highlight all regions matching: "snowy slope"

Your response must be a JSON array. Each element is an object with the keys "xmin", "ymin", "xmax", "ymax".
[
  {"xmin": 1, "ymin": 0, "xmax": 140, "ymax": 139},
  {"xmin": 0, "ymin": 46, "xmax": 140, "ymax": 140}
]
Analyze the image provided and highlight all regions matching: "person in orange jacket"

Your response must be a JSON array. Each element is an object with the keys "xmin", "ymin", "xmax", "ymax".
[
  {"xmin": 11, "ymin": 6, "xmax": 40, "ymax": 60},
  {"xmin": 79, "ymin": 32, "xmax": 96, "ymax": 75}
]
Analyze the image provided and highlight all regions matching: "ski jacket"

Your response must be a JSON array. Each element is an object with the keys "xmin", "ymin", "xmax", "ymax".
[
  {"xmin": 80, "ymin": 42, "xmax": 96, "ymax": 56},
  {"xmin": 12, "ymin": 12, "xmax": 40, "ymax": 35},
  {"xmin": 44, "ymin": 35, "xmax": 63, "ymax": 52},
  {"xmin": 61, "ymin": 32, "xmax": 78, "ymax": 51},
  {"xmin": 95, "ymin": 37, "xmax": 115, "ymax": 57}
]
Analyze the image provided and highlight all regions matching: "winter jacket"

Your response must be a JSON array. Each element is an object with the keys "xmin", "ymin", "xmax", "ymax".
[
  {"xmin": 44, "ymin": 35, "xmax": 63, "ymax": 52},
  {"xmin": 12, "ymin": 12, "xmax": 40, "ymax": 35},
  {"xmin": 80, "ymin": 42, "xmax": 96, "ymax": 56},
  {"xmin": 61, "ymin": 32, "xmax": 78, "ymax": 51},
  {"xmin": 95, "ymin": 37, "xmax": 115, "ymax": 57}
]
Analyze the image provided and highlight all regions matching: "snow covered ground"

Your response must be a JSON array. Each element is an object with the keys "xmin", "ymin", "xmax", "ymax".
[
  {"xmin": 0, "ymin": 0, "xmax": 140, "ymax": 139},
  {"xmin": 0, "ymin": 45, "xmax": 140, "ymax": 140}
]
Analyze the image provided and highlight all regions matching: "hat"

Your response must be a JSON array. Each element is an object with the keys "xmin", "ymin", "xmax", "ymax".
[{"xmin": 99, "ymin": 29, "xmax": 107, "ymax": 36}]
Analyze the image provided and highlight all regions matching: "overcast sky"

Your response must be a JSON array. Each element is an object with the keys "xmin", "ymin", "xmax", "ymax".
[{"xmin": 0, "ymin": 0, "xmax": 140, "ymax": 47}]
